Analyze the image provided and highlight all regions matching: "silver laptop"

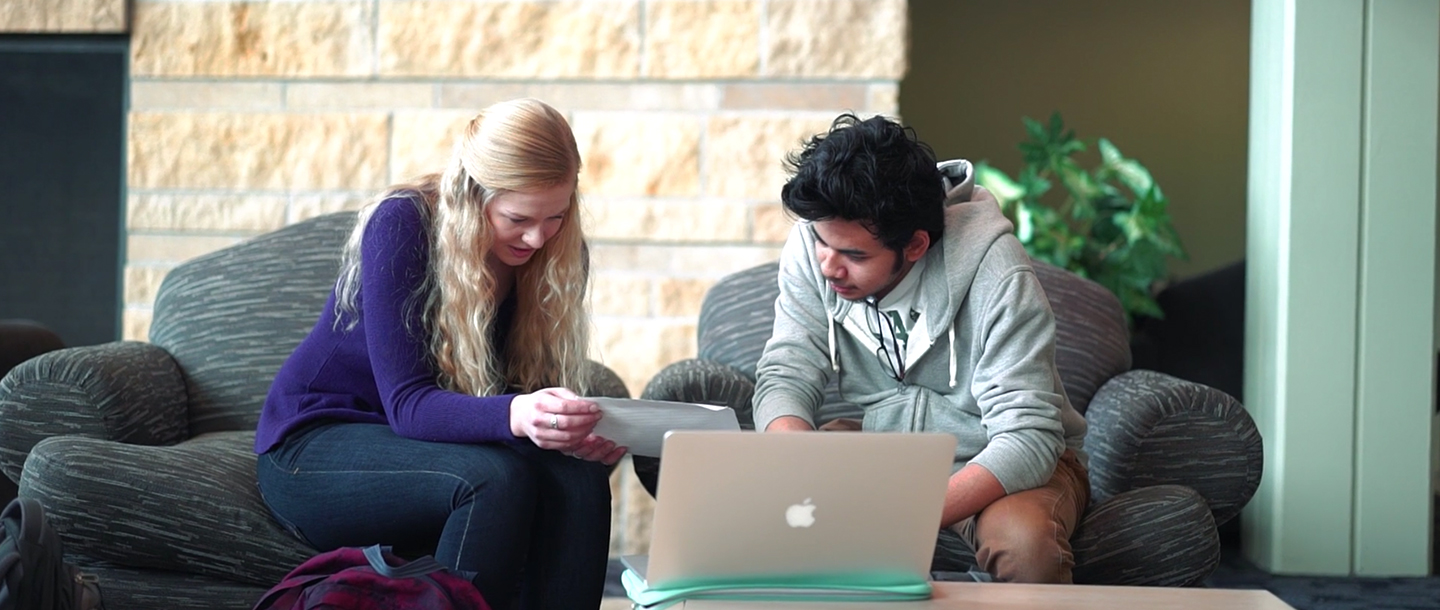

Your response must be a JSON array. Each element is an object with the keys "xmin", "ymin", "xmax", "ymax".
[{"xmin": 625, "ymin": 430, "xmax": 957, "ymax": 588}]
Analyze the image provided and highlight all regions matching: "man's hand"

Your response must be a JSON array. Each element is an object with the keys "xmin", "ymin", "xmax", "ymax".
[
  {"xmin": 764, "ymin": 415, "xmax": 816, "ymax": 432},
  {"xmin": 941, "ymin": 463, "xmax": 1008, "ymax": 528},
  {"xmin": 817, "ymin": 418, "xmax": 862, "ymax": 432}
]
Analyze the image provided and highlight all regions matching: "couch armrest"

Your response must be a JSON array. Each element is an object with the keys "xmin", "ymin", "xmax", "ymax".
[
  {"xmin": 632, "ymin": 359, "xmax": 756, "ymax": 498},
  {"xmin": 1084, "ymin": 369, "xmax": 1263, "ymax": 527},
  {"xmin": 583, "ymin": 359, "xmax": 631, "ymax": 399},
  {"xmin": 640, "ymin": 358, "xmax": 756, "ymax": 428},
  {"xmin": 20, "ymin": 431, "xmax": 315, "ymax": 586},
  {"xmin": 1072, "ymin": 484, "xmax": 1220, "ymax": 586},
  {"xmin": 0, "ymin": 341, "xmax": 190, "ymax": 484}
]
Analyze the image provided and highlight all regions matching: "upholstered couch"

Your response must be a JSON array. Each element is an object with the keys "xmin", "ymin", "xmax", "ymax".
[
  {"xmin": 636, "ymin": 260, "xmax": 1263, "ymax": 586},
  {"xmin": 0, "ymin": 319, "xmax": 64, "ymax": 505},
  {"xmin": 0, "ymin": 212, "xmax": 630, "ymax": 610}
]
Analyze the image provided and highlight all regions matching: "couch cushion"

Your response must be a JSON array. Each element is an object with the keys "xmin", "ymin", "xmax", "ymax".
[
  {"xmin": 696, "ymin": 262, "xmax": 782, "ymax": 379},
  {"xmin": 149, "ymin": 213, "xmax": 355, "ymax": 436},
  {"xmin": 1030, "ymin": 260, "xmax": 1132, "ymax": 415}
]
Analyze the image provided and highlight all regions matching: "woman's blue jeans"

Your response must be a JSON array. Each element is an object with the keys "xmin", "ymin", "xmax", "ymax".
[{"xmin": 256, "ymin": 422, "xmax": 612, "ymax": 610}]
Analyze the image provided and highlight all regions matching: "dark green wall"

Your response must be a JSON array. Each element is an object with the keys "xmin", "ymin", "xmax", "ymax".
[
  {"xmin": 0, "ymin": 36, "xmax": 127, "ymax": 347},
  {"xmin": 901, "ymin": 0, "xmax": 1251, "ymax": 279}
]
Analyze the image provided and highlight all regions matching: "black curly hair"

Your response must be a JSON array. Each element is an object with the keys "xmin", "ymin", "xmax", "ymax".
[{"xmin": 780, "ymin": 114, "xmax": 945, "ymax": 255}]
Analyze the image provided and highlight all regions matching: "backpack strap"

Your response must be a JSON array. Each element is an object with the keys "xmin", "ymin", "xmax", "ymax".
[{"xmin": 361, "ymin": 545, "xmax": 448, "ymax": 579}]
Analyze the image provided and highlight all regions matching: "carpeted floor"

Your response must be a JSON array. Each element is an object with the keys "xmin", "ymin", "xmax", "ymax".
[
  {"xmin": 1199, "ymin": 498, "xmax": 1440, "ymax": 610},
  {"xmin": 1203, "ymin": 544, "xmax": 1440, "ymax": 610}
]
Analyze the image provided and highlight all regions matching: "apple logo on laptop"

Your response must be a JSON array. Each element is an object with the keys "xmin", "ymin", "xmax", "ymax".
[{"xmin": 785, "ymin": 498, "xmax": 817, "ymax": 528}]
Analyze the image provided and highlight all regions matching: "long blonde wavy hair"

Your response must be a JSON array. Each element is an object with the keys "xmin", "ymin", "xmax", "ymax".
[{"xmin": 333, "ymin": 98, "xmax": 590, "ymax": 397}]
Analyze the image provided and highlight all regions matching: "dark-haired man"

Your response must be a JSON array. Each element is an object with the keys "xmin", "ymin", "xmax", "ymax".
[{"xmin": 753, "ymin": 114, "xmax": 1090, "ymax": 583}]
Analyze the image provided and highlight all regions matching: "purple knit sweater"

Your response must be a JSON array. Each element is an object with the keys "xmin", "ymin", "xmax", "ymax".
[{"xmin": 254, "ymin": 197, "xmax": 517, "ymax": 454}]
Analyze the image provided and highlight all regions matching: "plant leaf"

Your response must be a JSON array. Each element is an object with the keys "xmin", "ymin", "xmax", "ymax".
[
  {"xmin": 992, "ymin": 114, "xmax": 1189, "ymax": 324},
  {"xmin": 974, "ymin": 163, "xmax": 1025, "ymax": 209},
  {"xmin": 1098, "ymin": 138, "xmax": 1154, "ymax": 195},
  {"xmin": 1017, "ymin": 204, "xmax": 1034, "ymax": 243}
]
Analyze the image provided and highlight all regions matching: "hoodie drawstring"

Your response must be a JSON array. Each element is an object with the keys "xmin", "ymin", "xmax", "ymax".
[
  {"xmin": 947, "ymin": 325, "xmax": 957, "ymax": 388},
  {"xmin": 828, "ymin": 317, "xmax": 839, "ymax": 372}
]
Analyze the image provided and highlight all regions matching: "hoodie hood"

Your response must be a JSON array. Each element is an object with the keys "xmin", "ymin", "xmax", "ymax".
[{"xmin": 923, "ymin": 159, "xmax": 1015, "ymax": 341}]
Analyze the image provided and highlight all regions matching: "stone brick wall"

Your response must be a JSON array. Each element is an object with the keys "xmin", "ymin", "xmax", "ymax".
[
  {"xmin": 89, "ymin": 0, "xmax": 906, "ymax": 556},
  {"xmin": 0, "ymin": 0, "xmax": 126, "ymax": 32}
]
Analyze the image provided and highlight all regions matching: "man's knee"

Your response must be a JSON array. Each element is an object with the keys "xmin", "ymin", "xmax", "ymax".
[{"xmin": 974, "ymin": 503, "xmax": 1074, "ymax": 584}]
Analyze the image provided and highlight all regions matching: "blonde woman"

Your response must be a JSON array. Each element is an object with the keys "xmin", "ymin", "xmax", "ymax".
[{"xmin": 254, "ymin": 99, "xmax": 624, "ymax": 609}]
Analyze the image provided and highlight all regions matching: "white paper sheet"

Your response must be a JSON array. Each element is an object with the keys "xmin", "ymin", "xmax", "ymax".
[{"xmin": 586, "ymin": 397, "xmax": 741, "ymax": 457}]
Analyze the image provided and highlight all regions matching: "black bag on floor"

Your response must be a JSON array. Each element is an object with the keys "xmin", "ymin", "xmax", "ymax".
[{"xmin": 0, "ymin": 498, "xmax": 102, "ymax": 610}]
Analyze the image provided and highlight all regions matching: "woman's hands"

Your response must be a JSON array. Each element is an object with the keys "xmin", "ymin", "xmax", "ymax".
[{"xmin": 510, "ymin": 387, "xmax": 628, "ymax": 465}]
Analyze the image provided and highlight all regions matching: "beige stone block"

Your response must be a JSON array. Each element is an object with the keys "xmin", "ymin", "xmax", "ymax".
[
  {"xmin": 286, "ymin": 82, "xmax": 435, "ymax": 109},
  {"xmin": 127, "ymin": 193, "xmax": 287, "ymax": 232},
  {"xmin": 127, "ymin": 234, "xmax": 243, "ymax": 265},
  {"xmin": 129, "ymin": 112, "xmax": 389, "ymax": 190},
  {"xmin": 607, "ymin": 455, "xmax": 657, "ymax": 557},
  {"xmin": 657, "ymin": 278, "xmax": 714, "ymax": 317},
  {"xmin": 290, "ymin": 194, "xmax": 373, "ymax": 223},
  {"xmin": 752, "ymin": 203, "xmax": 794, "ymax": 244},
  {"xmin": 391, "ymin": 111, "xmax": 475, "ymax": 184},
  {"xmin": 0, "ymin": 0, "xmax": 125, "ymax": 33},
  {"xmin": 437, "ymin": 83, "xmax": 722, "ymax": 112},
  {"xmin": 720, "ymin": 83, "xmax": 868, "ymax": 111},
  {"xmin": 131, "ymin": 1, "xmax": 374, "ymax": 77},
  {"xmin": 593, "ymin": 319, "xmax": 697, "ymax": 402},
  {"xmin": 620, "ymin": 468, "xmax": 655, "ymax": 555},
  {"xmin": 867, "ymin": 82, "xmax": 901, "ymax": 114},
  {"xmin": 379, "ymin": 1, "xmax": 640, "ymax": 78},
  {"xmin": 704, "ymin": 115, "xmax": 833, "ymax": 200},
  {"xmin": 607, "ymin": 457, "xmax": 625, "ymax": 555},
  {"xmin": 590, "ymin": 244, "xmax": 782, "ymax": 276},
  {"xmin": 592, "ymin": 274, "xmax": 651, "ymax": 317},
  {"xmin": 645, "ymin": 0, "xmax": 759, "ymax": 78},
  {"xmin": 129, "ymin": 81, "xmax": 284, "ymax": 110},
  {"xmin": 764, "ymin": 0, "xmax": 906, "ymax": 79},
  {"xmin": 586, "ymin": 198, "xmax": 747, "ymax": 242},
  {"xmin": 573, "ymin": 114, "xmax": 700, "ymax": 198},
  {"xmin": 123, "ymin": 308, "xmax": 152, "ymax": 343},
  {"xmin": 124, "ymin": 265, "xmax": 173, "ymax": 307}
]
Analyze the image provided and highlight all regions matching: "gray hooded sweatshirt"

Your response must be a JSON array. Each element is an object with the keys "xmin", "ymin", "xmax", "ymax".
[{"xmin": 752, "ymin": 159, "xmax": 1088, "ymax": 494}]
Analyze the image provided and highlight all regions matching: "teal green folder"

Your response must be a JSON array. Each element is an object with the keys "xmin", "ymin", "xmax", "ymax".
[{"xmin": 622, "ymin": 568, "xmax": 933, "ymax": 609}]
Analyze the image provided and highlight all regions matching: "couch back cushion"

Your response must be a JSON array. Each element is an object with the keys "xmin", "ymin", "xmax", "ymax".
[
  {"xmin": 1029, "ymin": 260, "xmax": 1132, "ymax": 415},
  {"xmin": 150, "ymin": 212, "xmax": 356, "ymax": 436},
  {"xmin": 697, "ymin": 258, "xmax": 1130, "ymax": 419}
]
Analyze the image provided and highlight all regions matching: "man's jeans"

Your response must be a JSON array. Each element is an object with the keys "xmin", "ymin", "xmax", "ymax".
[
  {"xmin": 257, "ymin": 422, "xmax": 612, "ymax": 610},
  {"xmin": 932, "ymin": 448, "xmax": 1090, "ymax": 583}
]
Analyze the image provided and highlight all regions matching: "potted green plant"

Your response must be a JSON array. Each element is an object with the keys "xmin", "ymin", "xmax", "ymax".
[{"xmin": 974, "ymin": 112, "xmax": 1187, "ymax": 323}]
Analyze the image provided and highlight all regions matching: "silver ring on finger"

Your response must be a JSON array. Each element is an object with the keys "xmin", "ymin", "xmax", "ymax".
[{"xmin": 549, "ymin": 413, "xmax": 559, "ymax": 429}]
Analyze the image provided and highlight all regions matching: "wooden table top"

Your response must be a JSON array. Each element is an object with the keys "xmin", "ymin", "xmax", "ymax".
[{"xmin": 678, "ymin": 581, "xmax": 1297, "ymax": 609}]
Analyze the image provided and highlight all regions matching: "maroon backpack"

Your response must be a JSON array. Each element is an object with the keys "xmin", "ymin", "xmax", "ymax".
[{"xmin": 252, "ymin": 546, "xmax": 488, "ymax": 610}]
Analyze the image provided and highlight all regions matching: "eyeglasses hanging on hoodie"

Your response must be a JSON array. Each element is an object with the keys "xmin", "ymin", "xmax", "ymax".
[{"xmin": 864, "ymin": 297, "xmax": 907, "ymax": 381}]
